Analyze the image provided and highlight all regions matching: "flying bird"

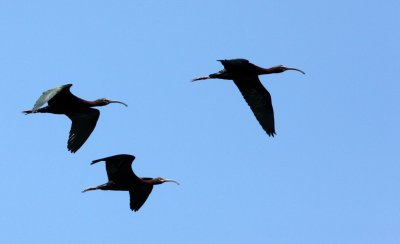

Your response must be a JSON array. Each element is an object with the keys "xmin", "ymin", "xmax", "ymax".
[
  {"xmin": 23, "ymin": 84, "xmax": 127, "ymax": 153},
  {"xmin": 192, "ymin": 59, "xmax": 305, "ymax": 136},
  {"xmin": 82, "ymin": 154, "xmax": 179, "ymax": 212}
]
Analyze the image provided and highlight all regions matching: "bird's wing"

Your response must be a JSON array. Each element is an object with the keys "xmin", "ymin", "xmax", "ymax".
[
  {"xmin": 219, "ymin": 59, "xmax": 250, "ymax": 69},
  {"xmin": 32, "ymin": 84, "xmax": 73, "ymax": 112},
  {"xmin": 233, "ymin": 76, "xmax": 276, "ymax": 136},
  {"xmin": 129, "ymin": 184, "xmax": 154, "ymax": 212},
  {"xmin": 66, "ymin": 108, "xmax": 100, "ymax": 153},
  {"xmin": 219, "ymin": 59, "xmax": 263, "ymax": 75},
  {"xmin": 91, "ymin": 154, "xmax": 140, "ymax": 183}
]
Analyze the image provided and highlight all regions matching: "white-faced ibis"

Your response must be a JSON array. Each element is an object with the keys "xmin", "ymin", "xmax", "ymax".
[
  {"xmin": 192, "ymin": 59, "xmax": 305, "ymax": 136},
  {"xmin": 82, "ymin": 154, "xmax": 179, "ymax": 212},
  {"xmin": 23, "ymin": 84, "xmax": 127, "ymax": 153}
]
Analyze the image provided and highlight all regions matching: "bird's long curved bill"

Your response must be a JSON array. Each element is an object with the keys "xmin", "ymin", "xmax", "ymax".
[
  {"xmin": 286, "ymin": 67, "xmax": 306, "ymax": 75},
  {"xmin": 192, "ymin": 76, "xmax": 210, "ymax": 82},
  {"xmin": 164, "ymin": 179, "xmax": 180, "ymax": 185},
  {"xmin": 109, "ymin": 100, "xmax": 128, "ymax": 107}
]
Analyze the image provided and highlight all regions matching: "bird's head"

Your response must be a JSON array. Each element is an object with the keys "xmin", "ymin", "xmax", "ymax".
[
  {"xmin": 269, "ymin": 65, "xmax": 305, "ymax": 74},
  {"xmin": 153, "ymin": 177, "xmax": 180, "ymax": 185},
  {"xmin": 95, "ymin": 98, "xmax": 128, "ymax": 107}
]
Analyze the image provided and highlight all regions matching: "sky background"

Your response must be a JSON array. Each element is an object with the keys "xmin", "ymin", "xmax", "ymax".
[{"xmin": 1, "ymin": 0, "xmax": 399, "ymax": 243}]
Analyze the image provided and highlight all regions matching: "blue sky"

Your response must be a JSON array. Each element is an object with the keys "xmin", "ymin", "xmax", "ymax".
[{"xmin": 1, "ymin": 0, "xmax": 399, "ymax": 243}]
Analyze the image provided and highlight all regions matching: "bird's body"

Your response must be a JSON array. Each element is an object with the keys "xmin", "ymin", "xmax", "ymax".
[
  {"xmin": 82, "ymin": 154, "xmax": 179, "ymax": 212},
  {"xmin": 23, "ymin": 84, "xmax": 127, "ymax": 153},
  {"xmin": 192, "ymin": 59, "xmax": 305, "ymax": 137}
]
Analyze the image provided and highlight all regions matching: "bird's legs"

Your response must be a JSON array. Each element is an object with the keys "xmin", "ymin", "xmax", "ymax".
[
  {"xmin": 22, "ymin": 110, "xmax": 33, "ymax": 115},
  {"xmin": 82, "ymin": 182, "xmax": 116, "ymax": 193},
  {"xmin": 192, "ymin": 69, "xmax": 232, "ymax": 81},
  {"xmin": 22, "ymin": 106, "xmax": 51, "ymax": 115},
  {"xmin": 81, "ymin": 186, "xmax": 99, "ymax": 193},
  {"xmin": 192, "ymin": 76, "xmax": 210, "ymax": 82}
]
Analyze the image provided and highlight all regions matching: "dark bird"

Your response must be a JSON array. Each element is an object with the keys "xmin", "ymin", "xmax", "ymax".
[
  {"xmin": 23, "ymin": 84, "xmax": 127, "ymax": 153},
  {"xmin": 82, "ymin": 154, "xmax": 179, "ymax": 212},
  {"xmin": 192, "ymin": 59, "xmax": 305, "ymax": 136}
]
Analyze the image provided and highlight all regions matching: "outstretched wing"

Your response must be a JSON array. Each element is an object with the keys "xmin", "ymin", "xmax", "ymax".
[
  {"xmin": 91, "ymin": 154, "xmax": 139, "ymax": 183},
  {"xmin": 129, "ymin": 184, "xmax": 154, "ymax": 212},
  {"xmin": 66, "ymin": 108, "xmax": 100, "ymax": 153},
  {"xmin": 233, "ymin": 76, "xmax": 276, "ymax": 137},
  {"xmin": 218, "ymin": 59, "xmax": 260, "ymax": 75},
  {"xmin": 32, "ymin": 84, "xmax": 73, "ymax": 112},
  {"xmin": 219, "ymin": 59, "xmax": 250, "ymax": 69}
]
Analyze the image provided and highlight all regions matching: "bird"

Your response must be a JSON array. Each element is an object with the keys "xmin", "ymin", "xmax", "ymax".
[
  {"xmin": 192, "ymin": 58, "xmax": 305, "ymax": 137},
  {"xmin": 23, "ymin": 84, "xmax": 128, "ymax": 153},
  {"xmin": 82, "ymin": 154, "xmax": 180, "ymax": 212}
]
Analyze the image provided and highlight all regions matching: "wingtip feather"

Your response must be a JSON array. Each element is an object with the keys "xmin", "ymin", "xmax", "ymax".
[{"xmin": 67, "ymin": 145, "xmax": 78, "ymax": 153}]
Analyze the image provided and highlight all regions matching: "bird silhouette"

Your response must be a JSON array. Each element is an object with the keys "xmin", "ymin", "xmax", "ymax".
[
  {"xmin": 82, "ymin": 154, "xmax": 179, "ymax": 212},
  {"xmin": 23, "ymin": 84, "xmax": 127, "ymax": 153},
  {"xmin": 192, "ymin": 59, "xmax": 305, "ymax": 136}
]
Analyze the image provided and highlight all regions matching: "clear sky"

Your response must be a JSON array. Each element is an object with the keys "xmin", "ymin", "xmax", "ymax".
[{"xmin": 1, "ymin": 0, "xmax": 399, "ymax": 243}]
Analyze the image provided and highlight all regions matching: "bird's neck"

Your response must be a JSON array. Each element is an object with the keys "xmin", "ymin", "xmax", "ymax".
[
  {"xmin": 257, "ymin": 67, "xmax": 283, "ymax": 75},
  {"xmin": 141, "ymin": 178, "xmax": 161, "ymax": 185},
  {"xmin": 78, "ymin": 98, "xmax": 103, "ymax": 108}
]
